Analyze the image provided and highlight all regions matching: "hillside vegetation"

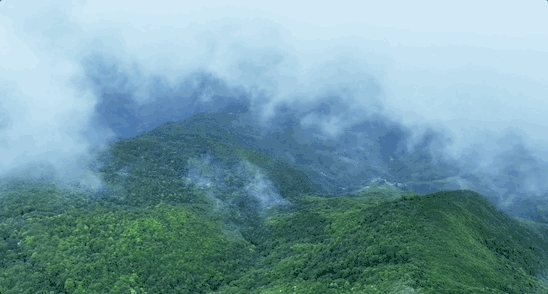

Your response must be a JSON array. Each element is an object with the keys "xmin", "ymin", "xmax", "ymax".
[{"xmin": 1, "ymin": 113, "xmax": 547, "ymax": 293}]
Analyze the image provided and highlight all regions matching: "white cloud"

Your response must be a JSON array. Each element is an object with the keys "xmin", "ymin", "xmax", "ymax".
[{"xmin": 1, "ymin": 0, "xmax": 547, "ymax": 200}]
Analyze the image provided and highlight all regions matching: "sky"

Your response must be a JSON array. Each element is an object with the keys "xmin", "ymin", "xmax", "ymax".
[{"xmin": 1, "ymin": 0, "xmax": 548, "ymax": 211}]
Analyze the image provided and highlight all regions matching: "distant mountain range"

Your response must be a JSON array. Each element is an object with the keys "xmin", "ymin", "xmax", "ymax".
[{"xmin": 145, "ymin": 112, "xmax": 548, "ymax": 225}]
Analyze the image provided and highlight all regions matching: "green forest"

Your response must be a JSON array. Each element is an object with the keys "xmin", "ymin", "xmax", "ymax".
[{"xmin": 1, "ymin": 115, "xmax": 548, "ymax": 294}]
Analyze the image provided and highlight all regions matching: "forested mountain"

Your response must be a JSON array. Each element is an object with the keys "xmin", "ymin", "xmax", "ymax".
[{"xmin": 1, "ymin": 112, "xmax": 547, "ymax": 293}]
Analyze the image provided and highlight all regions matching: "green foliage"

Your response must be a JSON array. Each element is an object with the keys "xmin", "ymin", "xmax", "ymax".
[{"xmin": 1, "ymin": 200, "xmax": 257, "ymax": 293}]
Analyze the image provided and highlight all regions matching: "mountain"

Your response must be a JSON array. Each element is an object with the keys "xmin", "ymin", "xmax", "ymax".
[{"xmin": 1, "ymin": 112, "xmax": 547, "ymax": 293}]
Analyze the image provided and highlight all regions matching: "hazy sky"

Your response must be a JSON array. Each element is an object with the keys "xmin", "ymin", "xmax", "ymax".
[{"xmin": 1, "ymin": 0, "xmax": 547, "ymax": 191}]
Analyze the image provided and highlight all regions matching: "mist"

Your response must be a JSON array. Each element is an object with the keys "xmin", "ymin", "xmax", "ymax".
[{"xmin": 1, "ymin": 0, "xmax": 548, "ymax": 220}]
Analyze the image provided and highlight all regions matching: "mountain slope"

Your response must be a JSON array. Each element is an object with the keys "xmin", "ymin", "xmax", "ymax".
[{"xmin": 0, "ymin": 113, "xmax": 547, "ymax": 293}]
